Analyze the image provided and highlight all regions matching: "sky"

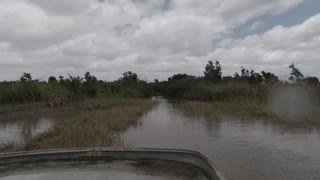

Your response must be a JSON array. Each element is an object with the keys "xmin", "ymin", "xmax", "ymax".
[{"xmin": 0, "ymin": 0, "xmax": 319, "ymax": 81}]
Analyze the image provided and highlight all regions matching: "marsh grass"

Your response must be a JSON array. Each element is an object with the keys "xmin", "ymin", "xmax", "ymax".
[
  {"xmin": 25, "ymin": 99, "xmax": 155, "ymax": 150},
  {"xmin": 178, "ymin": 101, "xmax": 268, "ymax": 119},
  {"xmin": 0, "ymin": 98, "xmax": 149, "ymax": 119},
  {"xmin": 0, "ymin": 99, "xmax": 155, "ymax": 152},
  {"xmin": 0, "ymin": 143, "xmax": 25, "ymax": 152},
  {"xmin": 178, "ymin": 101, "xmax": 320, "ymax": 125}
]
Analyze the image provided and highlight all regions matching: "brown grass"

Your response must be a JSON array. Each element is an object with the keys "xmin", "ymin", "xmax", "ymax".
[
  {"xmin": 0, "ymin": 99, "xmax": 155, "ymax": 152},
  {"xmin": 178, "ymin": 101, "xmax": 268, "ymax": 119},
  {"xmin": 177, "ymin": 101, "xmax": 320, "ymax": 125}
]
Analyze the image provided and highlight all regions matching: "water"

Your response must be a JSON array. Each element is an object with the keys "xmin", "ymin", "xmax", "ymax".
[
  {"xmin": 0, "ymin": 98, "xmax": 319, "ymax": 179},
  {"xmin": 123, "ymin": 97, "xmax": 320, "ymax": 180},
  {"xmin": 0, "ymin": 117, "xmax": 52, "ymax": 144}
]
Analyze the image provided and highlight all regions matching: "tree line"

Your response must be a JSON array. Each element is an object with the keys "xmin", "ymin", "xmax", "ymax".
[
  {"xmin": 202, "ymin": 60, "xmax": 318, "ymax": 85},
  {"xmin": 0, "ymin": 71, "xmax": 151, "ymax": 106},
  {"xmin": 0, "ymin": 60, "xmax": 319, "ymax": 106},
  {"xmin": 152, "ymin": 60, "xmax": 319, "ymax": 103}
]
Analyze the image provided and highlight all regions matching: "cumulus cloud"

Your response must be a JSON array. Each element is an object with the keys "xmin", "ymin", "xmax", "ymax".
[
  {"xmin": 212, "ymin": 13, "xmax": 320, "ymax": 78},
  {"xmin": 0, "ymin": 0, "xmax": 318, "ymax": 81},
  {"xmin": 0, "ymin": 0, "xmax": 74, "ymax": 42},
  {"xmin": 26, "ymin": 0, "xmax": 91, "ymax": 15}
]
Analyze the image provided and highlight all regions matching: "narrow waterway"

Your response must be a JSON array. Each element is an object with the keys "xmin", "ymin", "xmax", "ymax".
[
  {"xmin": 0, "ymin": 97, "xmax": 319, "ymax": 179},
  {"xmin": 123, "ymin": 97, "xmax": 320, "ymax": 180}
]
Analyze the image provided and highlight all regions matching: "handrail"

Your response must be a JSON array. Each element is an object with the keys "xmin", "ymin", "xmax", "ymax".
[{"xmin": 0, "ymin": 148, "xmax": 224, "ymax": 180}]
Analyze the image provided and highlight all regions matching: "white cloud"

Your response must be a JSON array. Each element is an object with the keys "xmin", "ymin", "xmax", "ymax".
[
  {"xmin": 0, "ymin": 42, "xmax": 12, "ymax": 51},
  {"xmin": 0, "ymin": 0, "xmax": 318, "ymax": 81},
  {"xmin": 26, "ymin": 0, "xmax": 91, "ymax": 15},
  {"xmin": 0, "ymin": 0, "xmax": 74, "ymax": 42},
  {"xmin": 211, "ymin": 14, "xmax": 320, "ymax": 78}
]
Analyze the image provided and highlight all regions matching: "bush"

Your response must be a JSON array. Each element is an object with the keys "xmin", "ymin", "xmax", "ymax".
[{"xmin": 0, "ymin": 72, "xmax": 152, "ymax": 106}]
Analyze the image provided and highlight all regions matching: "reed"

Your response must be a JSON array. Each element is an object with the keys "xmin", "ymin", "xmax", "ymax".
[
  {"xmin": 178, "ymin": 100, "xmax": 320, "ymax": 124},
  {"xmin": 0, "ymin": 99, "xmax": 155, "ymax": 152}
]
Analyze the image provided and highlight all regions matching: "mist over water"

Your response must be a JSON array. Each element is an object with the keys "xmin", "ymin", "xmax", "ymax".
[{"xmin": 268, "ymin": 86, "xmax": 316, "ymax": 121}]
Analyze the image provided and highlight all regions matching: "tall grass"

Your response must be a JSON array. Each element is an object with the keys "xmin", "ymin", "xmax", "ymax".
[
  {"xmin": 0, "ymin": 73, "xmax": 152, "ymax": 106},
  {"xmin": 178, "ymin": 101, "xmax": 268, "ymax": 119},
  {"xmin": 160, "ymin": 80, "xmax": 270, "ymax": 104},
  {"xmin": 158, "ymin": 79, "xmax": 320, "ymax": 105},
  {"xmin": 183, "ymin": 83, "xmax": 268, "ymax": 103},
  {"xmin": 0, "ymin": 99, "xmax": 155, "ymax": 152},
  {"xmin": 24, "ymin": 99, "xmax": 154, "ymax": 150},
  {"xmin": 178, "ymin": 99, "xmax": 320, "ymax": 124},
  {"xmin": 173, "ymin": 83, "xmax": 320, "ymax": 123}
]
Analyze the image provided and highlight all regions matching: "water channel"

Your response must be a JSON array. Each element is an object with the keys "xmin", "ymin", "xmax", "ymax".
[
  {"xmin": 123, "ymin": 97, "xmax": 320, "ymax": 180},
  {"xmin": 0, "ymin": 97, "xmax": 320, "ymax": 179}
]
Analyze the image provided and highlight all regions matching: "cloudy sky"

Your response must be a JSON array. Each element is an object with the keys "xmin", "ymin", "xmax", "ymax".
[{"xmin": 0, "ymin": 0, "xmax": 319, "ymax": 81}]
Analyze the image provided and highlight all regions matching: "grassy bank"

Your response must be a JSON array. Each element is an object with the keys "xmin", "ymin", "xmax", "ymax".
[
  {"xmin": 0, "ymin": 99, "xmax": 155, "ymax": 152},
  {"xmin": 177, "ymin": 101, "xmax": 320, "ymax": 124},
  {"xmin": 177, "ymin": 101, "xmax": 268, "ymax": 119}
]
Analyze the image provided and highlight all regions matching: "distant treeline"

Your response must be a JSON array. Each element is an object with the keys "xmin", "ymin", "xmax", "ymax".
[
  {"xmin": 0, "ymin": 60, "xmax": 319, "ymax": 106},
  {"xmin": 151, "ymin": 61, "xmax": 320, "ymax": 104},
  {"xmin": 0, "ymin": 71, "xmax": 151, "ymax": 106}
]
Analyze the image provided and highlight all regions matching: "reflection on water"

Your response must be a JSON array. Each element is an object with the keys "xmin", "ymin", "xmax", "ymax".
[
  {"xmin": 123, "ymin": 97, "xmax": 320, "ymax": 180},
  {"xmin": 0, "ymin": 117, "xmax": 52, "ymax": 144}
]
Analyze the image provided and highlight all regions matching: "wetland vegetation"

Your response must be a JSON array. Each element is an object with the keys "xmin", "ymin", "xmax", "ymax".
[
  {"xmin": 0, "ymin": 99, "xmax": 155, "ymax": 152},
  {"xmin": 0, "ymin": 61, "xmax": 319, "ymax": 152}
]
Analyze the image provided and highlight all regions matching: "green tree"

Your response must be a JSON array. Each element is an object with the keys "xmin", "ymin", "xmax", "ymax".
[
  {"xmin": 59, "ymin": 75, "xmax": 64, "ymax": 81},
  {"xmin": 84, "ymin": 72, "xmax": 97, "ymax": 83},
  {"xmin": 20, "ymin": 73, "xmax": 32, "ymax": 82},
  {"xmin": 304, "ymin": 76, "xmax": 319, "ymax": 85},
  {"xmin": 48, "ymin": 76, "xmax": 57, "ymax": 83},
  {"xmin": 168, "ymin": 74, "xmax": 191, "ymax": 81},
  {"xmin": 67, "ymin": 74, "xmax": 83, "ymax": 101},
  {"xmin": 238, "ymin": 67, "xmax": 250, "ymax": 82},
  {"xmin": 204, "ymin": 60, "xmax": 222, "ymax": 82},
  {"xmin": 83, "ymin": 72, "xmax": 98, "ymax": 97},
  {"xmin": 121, "ymin": 71, "xmax": 138, "ymax": 82},
  {"xmin": 233, "ymin": 72, "xmax": 241, "ymax": 81},
  {"xmin": 249, "ymin": 70, "xmax": 263, "ymax": 84},
  {"xmin": 19, "ymin": 73, "xmax": 40, "ymax": 103},
  {"xmin": 261, "ymin": 71, "xmax": 279, "ymax": 84},
  {"xmin": 289, "ymin": 63, "xmax": 304, "ymax": 83}
]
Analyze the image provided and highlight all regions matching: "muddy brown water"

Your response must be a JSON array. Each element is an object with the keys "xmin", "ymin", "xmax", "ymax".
[
  {"xmin": 123, "ymin": 97, "xmax": 320, "ymax": 180},
  {"xmin": 0, "ymin": 97, "xmax": 320, "ymax": 180},
  {"xmin": 0, "ymin": 117, "xmax": 51, "ymax": 144}
]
